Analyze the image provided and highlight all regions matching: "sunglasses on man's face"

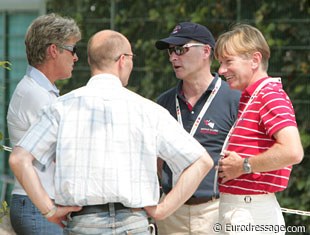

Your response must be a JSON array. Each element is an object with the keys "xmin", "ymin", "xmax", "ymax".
[
  {"xmin": 59, "ymin": 45, "xmax": 77, "ymax": 56},
  {"xmin": 167, "ymin": 43, "xmax": 205, "ymax": 56}
]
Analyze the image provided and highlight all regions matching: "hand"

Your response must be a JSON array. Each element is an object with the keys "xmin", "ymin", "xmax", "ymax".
[
  {"xmin": 47, "ymin": 206, "xmax": 82, "ymax": 227},
  {"xmin": 144, "ymin": 205, "xmax": 164, "ymax": 221},
  {"xmin": 144, "ymin": 206, "xmax": 158, "ymax": 220},
  {"xmin": 218, "ymin": 150, "xmax": 244, "ymax": 183}
]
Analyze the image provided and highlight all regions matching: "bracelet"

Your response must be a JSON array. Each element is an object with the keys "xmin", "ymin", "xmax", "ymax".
[{"xmin": 42, "ymin": 205, "xmax": 57, "ymax": 218}]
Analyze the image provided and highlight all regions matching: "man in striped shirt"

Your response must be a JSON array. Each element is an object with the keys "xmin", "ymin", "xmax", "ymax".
[{"xmin": 214, "ymin": 24, "xmax": 304, "ymax": 234}]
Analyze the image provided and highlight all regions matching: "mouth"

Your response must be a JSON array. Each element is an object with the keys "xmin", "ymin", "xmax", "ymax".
[
  {"xmin": 225, "ymin": 75, "xmax": 233, "ymax": 82},
  {"xmin": 173, "ymin": 65, "xmax": 182, "ymax": 70}
]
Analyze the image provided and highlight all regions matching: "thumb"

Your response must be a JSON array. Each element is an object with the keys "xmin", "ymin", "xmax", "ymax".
[
  {"xmin": 68, "ymin": 206, "xmax": 82, "ymax": 213},
  {"xmin": 57, "ymin": 206, "xmax": 82, "ymax": 214}
]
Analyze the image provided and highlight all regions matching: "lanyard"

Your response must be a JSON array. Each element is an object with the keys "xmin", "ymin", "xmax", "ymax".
[
  {"xmin": 175, "ymin": 77, "xmax": 222, "ymax": 136},
  {"xmin": 220, "ymin": 77, "xmax": 281, "ymax": 156},
  {"xmin": 214, "ymin": 77, "xmax": 281, "ymax": 194}
]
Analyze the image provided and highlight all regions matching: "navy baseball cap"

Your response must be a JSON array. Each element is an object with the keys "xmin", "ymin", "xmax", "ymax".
[{"xmin": 155, "ymin": 22, "xmax": 215, "ymax": 50}]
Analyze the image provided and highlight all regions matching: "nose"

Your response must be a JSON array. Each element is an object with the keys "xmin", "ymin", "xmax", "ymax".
[
  {"xmin": 73, "ymin": 53, "xmax": 79, "ymax": 62},
  {"xmin": 169, "ymin": 52, "xmax": 178, "ymax": 62},
  {"xmin": 218, "ymin": 64, "xmax": 227, "ymax": 75}
]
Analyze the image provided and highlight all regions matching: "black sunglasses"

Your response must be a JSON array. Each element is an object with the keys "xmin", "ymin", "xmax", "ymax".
[
  {"xmin": 168, "ymin": 43, "xmax": 205, "ymax": 56},
  {"xmin": 59, "ymin": 45, "xmax": 77, "ymax": 56}
]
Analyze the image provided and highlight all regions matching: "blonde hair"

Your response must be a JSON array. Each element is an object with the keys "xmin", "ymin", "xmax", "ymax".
[{"xmin": 214, "ymin": 24, "xmax": 270, "ymax": 71}]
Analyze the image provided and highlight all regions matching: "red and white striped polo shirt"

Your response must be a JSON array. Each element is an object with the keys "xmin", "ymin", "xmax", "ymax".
[{"xmin": 219, "ymin": 77, "xmax": 297, "ymax": 194}]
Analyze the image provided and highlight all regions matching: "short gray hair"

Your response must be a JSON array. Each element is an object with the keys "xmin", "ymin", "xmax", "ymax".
[{"xmin": 25, "ymin": 13, "xmax": 81, "ymax": 66}]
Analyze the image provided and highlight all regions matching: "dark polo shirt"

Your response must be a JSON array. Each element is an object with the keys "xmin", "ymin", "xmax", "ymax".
[{"xmin": 157, "ymin": 73, "xmax": 240, "ymax": 198}]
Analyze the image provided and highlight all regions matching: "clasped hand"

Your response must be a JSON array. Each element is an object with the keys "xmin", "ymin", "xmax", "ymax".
[{"xmin": 217, "ymin": 150, "xmax": 244, "ymax": 183}]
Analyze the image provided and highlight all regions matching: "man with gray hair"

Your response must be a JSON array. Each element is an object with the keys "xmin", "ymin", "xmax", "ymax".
[{"xmin": 7, "ymin": 13, "xmax": 81, "ymax": 235}]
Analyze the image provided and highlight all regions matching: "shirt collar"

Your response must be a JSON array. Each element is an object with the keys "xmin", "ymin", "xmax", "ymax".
[
  {"xmin": 26, "ymin": 65, "xmax": 60, "ymax": 96},
  {"xmin": 87, "ymin": 73, "xmax": 123, "ymax": 87},
  {"xmin": 176, "ymin": 72, "xmax": 219, "ymax": 99},
  {"xmin": 243, "ymin": 76, "xmax": 271, "ymax": 96}
]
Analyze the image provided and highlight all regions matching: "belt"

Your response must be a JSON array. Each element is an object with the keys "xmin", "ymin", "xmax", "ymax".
[
  {"xmin": 220, "ymin": 193, "xmax": 275, "ymax": 203},
  {"xmin": 185, "ymin": 195, "xmax": 219, "ymax": 205},
  {"xmin": 71, "ymin": 203, "xmax": 132, "ymax": 217}
]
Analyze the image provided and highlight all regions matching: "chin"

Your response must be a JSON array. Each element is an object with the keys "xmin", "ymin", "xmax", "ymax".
[
  {"xmin": 228, "ymin": 83, "xmax": 238, "ymax": 91},
  {"xmin": 60, "ymin": 76, "xmax": 71, "ymax": 81},
  {"xmin": 65, "ymin": 72, "xmax": 72, "ymax": 79},
  {"xmin": 122, "ymin": 80, "xmax": 128, "ymax": 87}
]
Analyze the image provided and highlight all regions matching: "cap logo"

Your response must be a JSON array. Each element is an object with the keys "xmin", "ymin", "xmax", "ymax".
[{"xmin": 171, "ymin": 25, "xmax": 181, "ymax": 35}]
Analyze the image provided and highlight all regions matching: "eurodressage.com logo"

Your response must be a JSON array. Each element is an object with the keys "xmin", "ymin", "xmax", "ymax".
[{"xmin": 213, "ymin": 223, "xmax": 307, "ymax": 234}]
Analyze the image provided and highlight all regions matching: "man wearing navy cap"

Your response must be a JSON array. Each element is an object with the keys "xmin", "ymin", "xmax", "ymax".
[{"xmin": 155, "ymin": 22, "xmax": 240, "ymax": 234}]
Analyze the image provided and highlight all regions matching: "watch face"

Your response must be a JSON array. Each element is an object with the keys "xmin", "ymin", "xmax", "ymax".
[
  {"xmin": 243, "ymin": 158, "xmax": 252, "ymax": 173},
  {"xmin": 244, "ymin": 164, "xmax": 251, "ymax": 173}
]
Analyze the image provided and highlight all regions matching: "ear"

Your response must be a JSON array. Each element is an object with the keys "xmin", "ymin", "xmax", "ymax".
[
  {"xmin": 203, "ymin": 45, "xmax": 212, "ymax": 57},
  {"xmin": 118, "ymin": 54, "xmax": 126, "ymax": 68},
  {"xmin": 251, "ymin": 51, "xmax": 262, "ymax": 69},
  {"xmin": 47, "ymin": 44, "xmax": 58, "ymax": 59},
  {"xmin": 87, "ymin": 56, "xmax": 90, "ymax": 66}
]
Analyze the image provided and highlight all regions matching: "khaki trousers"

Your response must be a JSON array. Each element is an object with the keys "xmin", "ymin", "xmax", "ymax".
[{"xmin": 156, "ymin": 196, "xmax": 219, "ymax": 235}]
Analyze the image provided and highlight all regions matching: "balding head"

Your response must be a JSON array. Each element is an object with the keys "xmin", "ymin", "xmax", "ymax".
[
  {"xmin": 88, "ymin": 30, "xmax": 130, "ymax": 70},
  {"xmin": 87, "ymin": 30, "xmax": 134, "ymax": 86}
]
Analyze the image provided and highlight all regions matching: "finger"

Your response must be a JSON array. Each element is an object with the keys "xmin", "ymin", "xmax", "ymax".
[
  {"xmin": 218, "ymin": 159, "xmax": 224, "ymax": 167},
  {"xmin": 62, "ymin": 206, "xmax": 82, "ymax": 214},
  {"xmin": 70, "ymin": 206, "xmax": 82, "ymax": 212},
  {"xmin": 58, "ymin": 221, "xmax": 65, "ymax": 228},
  {"xmin": 218, "ymin": 163, "xmax": 224, "ymax": 171}
]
